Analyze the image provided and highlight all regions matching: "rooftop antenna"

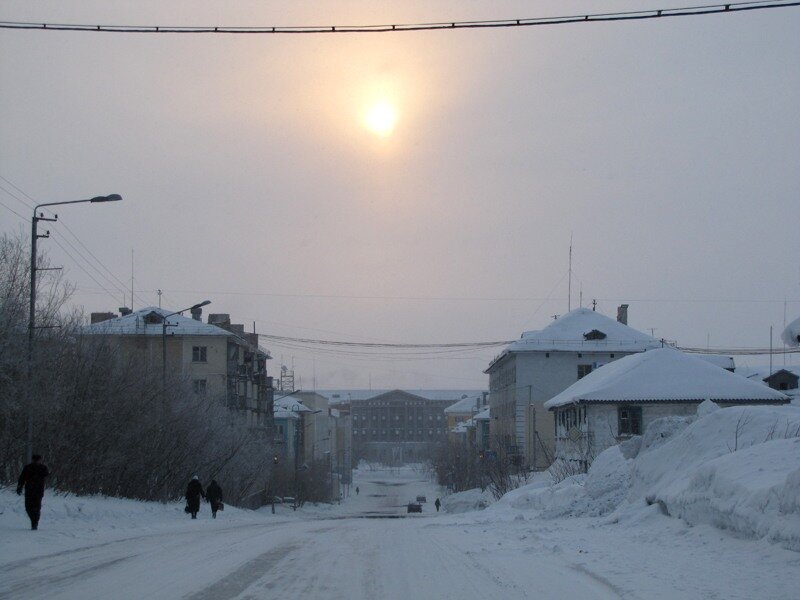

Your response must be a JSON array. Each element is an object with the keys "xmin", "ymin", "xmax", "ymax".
[
  {"xmin": 769, "ymin": 325, "xmax": 773, "ymax": 376},
  {"xmin": 130, "ymin": 249, "xmax": 134, "ymax": 310},
  {"xmin": 157, "ymin": 289, "xmax": 162, "ymax": 309},
  {"xmin": 568, "ymin": 234, "xmax": 573, "ymax": 312}
]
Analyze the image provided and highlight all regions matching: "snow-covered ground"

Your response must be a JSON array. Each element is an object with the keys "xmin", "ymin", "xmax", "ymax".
[{"xmin": 2, "ymin": 407, "xmax": 800, "ymax": 600}]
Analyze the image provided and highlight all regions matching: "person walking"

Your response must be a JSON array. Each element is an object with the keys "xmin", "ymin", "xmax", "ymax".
[
  {"xmin": 206, "ymin": 480, "xmax": 223, "ymax": 519},
  {"xmin": 355, "ymin": 486, "xmax": 359, "ymax": 495},
  {"xmin": 185, "ymin": 476, "xmax": 205, "ymax": 519},
  {"xmin": 17, "ymin": 454, "xmax": 49, "ymax": 530},
  {"xmin": 434, "ymin": 498, "xmax": 441, "ymax": 512}
]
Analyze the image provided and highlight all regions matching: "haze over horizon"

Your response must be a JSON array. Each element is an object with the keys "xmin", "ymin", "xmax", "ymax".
[{"xmin": 2, "ymin": 0, "xmax": 799, "ymax": 389}]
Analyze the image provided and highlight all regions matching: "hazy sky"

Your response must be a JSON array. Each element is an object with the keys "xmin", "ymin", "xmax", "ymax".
[{"xmin": 2, "ymin": 1, "xmax": 799, "ymax": 389}]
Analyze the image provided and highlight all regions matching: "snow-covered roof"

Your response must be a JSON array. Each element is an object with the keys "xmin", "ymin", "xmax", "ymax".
[
  {"xmin": 488, "ymin": 308, "xmax": 661, "ymax": 371},
  {"xmin": 451, "ymin": 418, "xmax": 475, "ymax": 434},
  {"xmin": 82, "ymin": 307, "xmax": 234, "ymax": 337},
  {"xmin": 473, "ymin": 407, "xmax": 491, "ymax": 421},
  {"xmin": 544, "ymin": 348, "xmax": 790, "ymax": 409},
  {"xmin": 694, "ymin": 353, "xmax": 735, "ymax": 370},
  {"xmin": 318, "ymin": 389, "xmax": 485, "ymax": 403},
  {"xmin": 273, "ymin": 395, "xmax": 313, "ymax": 419},
  {"xmin": 444, "ymin": 395, "xmax": 482, "ymax": 414},
  {"xmin": 782, "ymin": 316, "xmax": 800, "ymax": 347},
  {"xmin": 737, "ymin": 365, "xmax": 800, "ymax": 382}
]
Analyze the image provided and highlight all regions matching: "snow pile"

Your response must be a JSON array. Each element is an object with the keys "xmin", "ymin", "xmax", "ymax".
[
  {"xmin": 782, "ymin": 315, "xmax": 800, "ymax": 347},
  {"xmin": 0, "ymin": 488, "xmax": 258, "ymax": 532},
  {"xmin": 655, "ymin": 437, "xmax": 800, "ymax": 550},
  {"xmin": 442, "ymin": 489, "xmax": 494, "ymax": 513},
  {"xmin": 490, "ymin": 405, "xmax": 800, "ymax": 549}
]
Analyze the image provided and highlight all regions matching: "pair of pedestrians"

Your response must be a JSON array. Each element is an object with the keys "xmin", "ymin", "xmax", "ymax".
[{"xmin": 185, "ymin": 476, "xmax": 224, "ymax": 519}]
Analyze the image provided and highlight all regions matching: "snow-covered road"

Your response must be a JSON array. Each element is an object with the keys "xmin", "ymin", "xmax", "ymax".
[
  {"xmin": 1, "ymin": 469, "xmax": 617, "ymax": 600},
  {"xmin": 1, "ymin": 511, "xmax": 617, "ymax": 600},
  {"xmin": 3, "ymin": 465, "xmax": 798, "ymax": 599}
]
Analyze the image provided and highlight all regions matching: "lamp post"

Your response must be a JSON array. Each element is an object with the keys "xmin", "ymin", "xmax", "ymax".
[
  {"xmin": 27, "ymin": 194, "xmax": 122, "ymax": 463},
  {"xmin": 158, "ymin": 299, "xmax": 209, "ymax": 502},
  {"xmin": 160, "ymin": 300, "xmax": 211, "ymax": 391}
]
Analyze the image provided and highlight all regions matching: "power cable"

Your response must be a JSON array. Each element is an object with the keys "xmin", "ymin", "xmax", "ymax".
[
  {"xmin": 0, "ymin": 199, "xmax": 26, "ymax": 221},
  {"xmin": 0, "ymin": 175, "xmax": 150, "ymax": 308},
  {"xmin": 1, "ymin": 1, "xmax": 797, "ymax": 34},
  {"xmin": 48, "ymin": 236, "xmax": 121, "ymax": 304}
]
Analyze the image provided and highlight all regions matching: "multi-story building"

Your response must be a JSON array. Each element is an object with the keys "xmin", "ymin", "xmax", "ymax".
[
  {"xmin": 485, "ymin": 306, "xmax": 661, "ymax": 470},
  {"xmin": 84, "ymin": 306, "xmax": 274, "ymax": 429},
  {"xmin": 321, "ymin": 389, "xmax": 483, "ymax": 464}
]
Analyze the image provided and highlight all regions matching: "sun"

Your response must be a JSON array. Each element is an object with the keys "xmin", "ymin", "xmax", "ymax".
[{"xmin": 365, "ymin": 102, "xmax": 398, "ymax": 137}]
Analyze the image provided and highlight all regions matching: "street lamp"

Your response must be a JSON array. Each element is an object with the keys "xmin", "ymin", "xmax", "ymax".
[
  {"xmin": 27, "ymin": 194, "xmax": 122, "ymax": 463},
  {"xmin": 161, "ymin": 300, "xmax": 211, "ymax": 390}
]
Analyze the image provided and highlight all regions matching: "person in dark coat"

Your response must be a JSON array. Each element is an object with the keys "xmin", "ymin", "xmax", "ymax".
[
  {"xmin": 434, "ymin": 498, "xmax": 441, "ymax": 512},
  {"xmin": 185, "ymin": 476, "xmax": 205, "ymax": 519},
  {"xmin": 206, "ymin": 480, "xmax": 223, "ymax": 519},
  {"xmin": 17, "ymin": 454, "xmax": 49, "ymax": 530}
]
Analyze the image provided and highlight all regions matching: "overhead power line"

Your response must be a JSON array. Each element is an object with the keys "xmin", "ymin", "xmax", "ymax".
[
  {"xmin": 258, "ymin": 332, "xmax": 800, "ymax": 355},
  {"xmin": 1, "ymin": 1, "xmax": 798, "ymax": 35}
]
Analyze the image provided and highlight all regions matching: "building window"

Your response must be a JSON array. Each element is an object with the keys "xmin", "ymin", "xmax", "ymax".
[
  {"xmin": 618, "ymin": 406, "xmax": 642, "ymax": 436},
  {"xmin": 192, "ymin": 379, "xmax": 207, "ymax": 395},
  {"xmin": 192, "ymin": 346, "xmax": 207, "ymax": 362},
  {"xmin": 577, "ymin": 364, "xmax": 592, "ymax": 379},
  {"xmin": 610, "ymin": 353, "xmax": 615, "ymax": 358},
  {"xmin": 559, "ymin": 407, "xmax": 578, "ymax": 432}
]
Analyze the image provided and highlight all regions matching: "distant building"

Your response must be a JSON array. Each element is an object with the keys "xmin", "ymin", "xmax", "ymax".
[
  {"xmin": 738, "ymin": 365, "xmax": 800, "ymax": 403},
  {"xmin": 83, "ymin": 307, "xmax": 274, "ymax": 429},
  {"xmin": 273, "ymin": 395, "xmax": 312, "ymax": 463},
  {"xmin": 545, "ymin": 348, "xmax": 790, "ymax": 466},
  {"xmin": 319, "ymin": 389, "xmax": 483, "ymax": 464},
  {"xmin": 694, "ymin": 353, "xmax": 735, "ymax": 372},
  {"xmin": 485, "ymin": 306, "xmax": 662, "ymax": 470}
]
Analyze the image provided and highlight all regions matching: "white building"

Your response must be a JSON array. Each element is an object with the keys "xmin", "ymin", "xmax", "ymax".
[
  {"xmin": 545, "ymin": 348, "xmax": 790, "ymax": 466},
  {"xmin": 485, "ymin": 306, "xmax": 661, "ymax": 469}
]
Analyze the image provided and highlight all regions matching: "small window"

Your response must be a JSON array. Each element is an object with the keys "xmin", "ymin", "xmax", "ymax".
[
  {"xmin": 192, "ymin": 346, "xmax": 207, "ymax": 362},
  {"xmin": 577, "ymin": 364, "xmax": 592, "ymax": 380},
  {"xmin": 192, "ymin": 379, "xmax": 207, "ymax": 395},
  {"xmin": 618, "ymin": 406, "xmax": 642, "ymax": 436}
]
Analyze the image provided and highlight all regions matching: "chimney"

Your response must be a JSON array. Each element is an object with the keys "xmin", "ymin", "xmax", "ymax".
[
  {"xmin": 91, "ymin": 311, "xmax": 117, "ymax": 324},
  {"xmin": 208, "ymin": 313, "xmax": 231, "ymax": 326},
  {"xmin": 119, "ymin": 306, "xmax": 132, "ymax": 316},
  {"xmin": 190, "ymin": 306, "xmax": 203, "ymax": 321},
  {"xmin": 617, "ymin": 304, "xmax": 629, "ymax": 325}
]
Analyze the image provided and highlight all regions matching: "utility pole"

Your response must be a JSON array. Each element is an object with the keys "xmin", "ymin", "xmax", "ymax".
[
  {"xmin": 568, "ymin": 236, "xmax": 573, "ymax": 313},
  {"xmin": 27, "ymin": 194, "xmax": 122, "ymax": 463},
  {"xmin": 27, "ymin": 211, "xmax": 56, "ymax": 463}
]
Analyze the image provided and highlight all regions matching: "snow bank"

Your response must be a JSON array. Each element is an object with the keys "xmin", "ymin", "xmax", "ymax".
[
  {"xmin": 442, "ymin": 489, "xmax": 494, "ymax": 513},
  {"xmin": 656, "ymin": 437, "xmax": 800, "ymax": 550},
  {"xmin": 629, "ymin": 405, "xmax": 800, "ymax": 501},
  {"xmin": 492, "ymin": 405, "xmax": 800, "ymax": 549}
]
